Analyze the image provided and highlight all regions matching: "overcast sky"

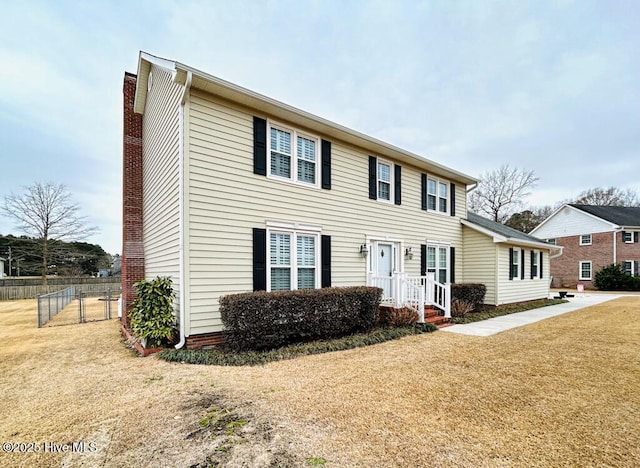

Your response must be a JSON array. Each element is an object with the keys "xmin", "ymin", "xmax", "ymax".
[{"xmin": 1, "ymin": 0, "xmax": 638, "ymax": 254}]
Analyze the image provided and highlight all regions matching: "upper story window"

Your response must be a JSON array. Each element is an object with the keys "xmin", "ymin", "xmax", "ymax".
[
  {"xmin": 546, "ymin": 238, "xmax": 556, "ymax": 245},
  {"xmin": 579, "ymin": 234, "xmax": 592, "ymax": 245},
  {"xmin": 426, "ymin": 177, "xmax": 448, "ymax": 214},
  {"xmin": 622, "ymin": 231, "xmax": 634, "ymax": 243},
  {"xmin": 268, "ymin": 123, "xmax": 319, "ymax": 188},
  {"xmin": 377, "ymin": 161, "xmax": 392, "ymax": 201}
]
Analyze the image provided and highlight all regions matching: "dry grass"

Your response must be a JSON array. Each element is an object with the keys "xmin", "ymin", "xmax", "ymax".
[{"xmin": 0, "ymin": 297, "xmax": 639, "ymax": 467}]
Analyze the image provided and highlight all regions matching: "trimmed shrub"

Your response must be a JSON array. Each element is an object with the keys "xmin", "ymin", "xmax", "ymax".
[
  {"xmin": 451, "ymin": 283, "xmax": 487, "ymax": 311},
  {"xmin": 450, "ymin": 299, "xmax": 474, "ymax": 318},
  {"xmin": 594, "ymin": 264, "xmax": 640, "ymax": 291},
  {"xmin": 220, "ymin": 286, "xmax": 382, "ymax": 351},
  {"xmin": 378, "ymin": 306, "xmax": 419, "ymax": 327}
]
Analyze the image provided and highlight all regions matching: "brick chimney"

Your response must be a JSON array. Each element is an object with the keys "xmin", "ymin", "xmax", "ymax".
[{"xmin": 121, "ymin": 72, "xmax": 145, "ymax": 327}]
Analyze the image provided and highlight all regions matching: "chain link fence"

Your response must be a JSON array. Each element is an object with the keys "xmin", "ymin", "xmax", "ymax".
[
  {"xmin": 37, "ymin": 287, "xmax": 76, "ymax": 327},
  {"xmin": 36, "ymin": 287, "xmax": 121, "ymax": 327}
]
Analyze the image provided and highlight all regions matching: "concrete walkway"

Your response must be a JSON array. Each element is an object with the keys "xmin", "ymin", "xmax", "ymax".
[{"xmin": 441, "ymin": 293, "xmax": 623, "ymax": 337}]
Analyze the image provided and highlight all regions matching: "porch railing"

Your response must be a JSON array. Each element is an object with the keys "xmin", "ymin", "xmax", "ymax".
[{"xmin": 370, "ymin": 273, "xmax": 450, "ymax": 322}]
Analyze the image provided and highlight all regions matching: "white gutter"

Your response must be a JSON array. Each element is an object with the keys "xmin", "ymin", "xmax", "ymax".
[
  {"xmin": 175, "ymin": 70, "xmax": 192, "ymax": 349},
  {"xmin": 466, "ymin": 182, "xmax": 478, "ymax": 193}
]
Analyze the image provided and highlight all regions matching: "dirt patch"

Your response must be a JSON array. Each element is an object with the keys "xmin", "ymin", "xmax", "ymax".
[{"xmin": 1, "ymin": 297, "xmax": 639, "ymax": 466}]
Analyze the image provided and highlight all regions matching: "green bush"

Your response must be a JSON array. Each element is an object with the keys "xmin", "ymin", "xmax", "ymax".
[
  {"xmin": 129, "ymin": 276, "xmax": 177, "ymax": 347},
  {"xmin": 594, "ymin": 264, "xmax": 640, "ymax": 291},
  {"xmin": 220, "ymin": 286, "xmax": 382, "ymax": 351},
  {"xmin": 451, "ymin": 283, "xmax": 487, "ymax": 311}
]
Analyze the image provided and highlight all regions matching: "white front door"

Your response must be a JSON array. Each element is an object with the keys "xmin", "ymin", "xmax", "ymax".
[{"xmin": 376, "ymin": 242, "xmax": 394, "ymax": 298}]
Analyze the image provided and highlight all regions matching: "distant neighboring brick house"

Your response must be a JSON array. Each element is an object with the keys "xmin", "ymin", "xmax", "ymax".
[{"xmin": 531, "ymin": 204, "xmax": 640, "ymax": 288}]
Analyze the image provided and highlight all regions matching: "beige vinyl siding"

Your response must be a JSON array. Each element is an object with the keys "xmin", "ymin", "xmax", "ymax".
[
  {"xmin": 497, "ymin": 245, "xmax": 551, "ymax": 305},
  {"xmin": 461, "ymin": 227, "xmax": 498, "ymax": 305},
  {"xmin": 185, "ymin": 90, "xmax": 468, "ymax": 336},
  {"xmin": 142, "ymin": 65, "xmax": 182, "ymax": 304}
]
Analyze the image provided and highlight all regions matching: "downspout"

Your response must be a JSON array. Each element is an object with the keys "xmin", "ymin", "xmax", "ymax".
[
  {"xmin": 175, "ymin": 70, "xmax": 192, "ymax": 349},
  {"xmin": 613, "ymin": 230, "xmax": 617, "ymax": 264}
]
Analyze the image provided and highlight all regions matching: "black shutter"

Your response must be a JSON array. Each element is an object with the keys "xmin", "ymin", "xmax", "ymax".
[
  {"xmin": 450, "ymin": 183, "xmax": 456, "ymax": 217},
  {"xmin": 421, "ymin": 174, "xmax": 427, "ymax": 210},
  {"xmin": 368, "ymin": 156, "xmax": 377, "ymax": 200},
  {"xmin": 634, "ymin": 260, "xmax": 639, "ymax": 277},
  {"xmin": 450, "ymin": 247, "xmax": 455, "ymax": 283},
  {"xmin": 530, "ymin": 250, "xmax": 535, "ymax": 279},
  {"xmin": 521, "ymin": 249, "xmax": 525, "ymax": 280},
  {"xmin": 394, "ymin": 164, "xmax": 402, "ymax": 205},
  {"xmin": 509, "ymin": 247, "xmax": 514, "ymax": 280},
  {"xmin": 321, "ymin": 235, "xmax": 331, "ymax": 287},
  {"xmin": 540, "ymin": 252, "xmax": 544, "ymax": 278},
  {"xmin": 253, "ymin": 117, "xmax": 267, "ymax": 176},
  {"xmin": 420, "ymin": 244, "xmax": 427, "ymax": 276},
  {"xmin": 635, "ymin": 232, "xmax": 639, "ymax": 243},
  {"xmin": 321, "ymin": 139, "xmax": 331, "ymax": 190},
  {"xmin": 252, "ymin": 228, "xmax": 267, "ymax": 291}
]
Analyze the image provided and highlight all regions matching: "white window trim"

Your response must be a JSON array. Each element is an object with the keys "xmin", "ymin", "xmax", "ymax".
[
  {"xmin": 426, "ymin": 243, "xmax": 449, "ymax": 284},
  {"xmin": 511, "ymin": 247, "xmax": 521, "ymax": 281},
  {"xmin": 622, "ymin": 260, "xmax": 634, "ymax": 276},
  {"xmin": 425, "ymin": 175, "xmax": 449, "ymax": 215},
  {"xmin": 579, "ymin": 234, "xmax": 592, "ymax": 246},
  {"xmin": 622, "ymin": 231, "xmax": 633, "ymax": 243},
  {"xmin": 266, "ymin": 228, "xmax": 320, "ymax": 292},
  {"xmin": 532, "ymin": 250, "xmax": 541, "ymax": 279},
  {"xmin": 376, "ymin": 158, "xmax": 394, "ymax": 204},
  {"xmin": 579, "ymin": 261, "xmax": 592, "ymax": 281},
  {"xmin": 266, "ymin": 120, "xmax": 321, "ymax": 189}
]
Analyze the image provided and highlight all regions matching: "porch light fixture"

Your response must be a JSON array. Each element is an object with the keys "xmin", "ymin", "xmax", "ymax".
[
  {"xmin": 405, "ymin": 247, "xmax": 413, "ymax": 260},
  {"xmin": 359, "ymin": 244, "xmax": 369, "ymax": 258}
]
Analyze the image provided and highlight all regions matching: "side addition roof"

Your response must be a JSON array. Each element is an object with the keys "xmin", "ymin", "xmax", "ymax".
[{"xmin": 462, "ymin": 212, "xmax": 562, "ymax": 251}]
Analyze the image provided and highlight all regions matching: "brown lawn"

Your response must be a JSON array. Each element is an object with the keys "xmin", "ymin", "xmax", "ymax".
[{"xmin": 0, "ymin": 297, "xmax": 638, "ymax": 467}]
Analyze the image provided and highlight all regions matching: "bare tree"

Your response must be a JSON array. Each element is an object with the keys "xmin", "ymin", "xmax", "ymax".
[
  {"xmin": 1, "ymin": 182, "xmax": 97, "ymax": 284},
  {"xmin": 468, "ymin": 165, "xmax": 539, "ymax": 222},
  {"xmin": 571, "ymin": 187, "xmax": 640, "ymax": 206}
]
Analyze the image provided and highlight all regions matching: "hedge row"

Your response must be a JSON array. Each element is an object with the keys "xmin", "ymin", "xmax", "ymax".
[
  {"xmin": 451, "ymin": 283, "xmax": 487, "ymax": 311},
  {"xmin": 220, "ymin": 286, "xmax": 382, "ymax": 351}
]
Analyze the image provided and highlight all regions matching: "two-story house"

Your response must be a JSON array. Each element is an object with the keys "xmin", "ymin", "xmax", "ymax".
[
  {"xmin": 123, "ymin": 52, "xmax": 560, "ymax": 349},
  {"xmin": 531, "ymin": 204, "xmax": 640, "ymax": 288}
]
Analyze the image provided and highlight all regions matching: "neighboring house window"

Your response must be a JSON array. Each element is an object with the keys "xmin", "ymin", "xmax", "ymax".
[
  {"xmin": 622, "ymin": 231, "xmax": 633, "ymax": 243},
  {"xmin": 269, "ymin": 230, "xmax": 319, "ymax": 291},
  {"xmin": 426, "ymin": 245, "xmax": 449, "ymax": 283},
  {"xmin": 623, "ymin": 261, "xmax": 634, "ymax": 276},
  {"xmin": 510, "ymin": 248, "xmax": 520, "ymax": 280},
  {"xmin": 579, "ymin": 261, "xmax": 592, "ymax": 281},
  {"xmin": 268, "ymin": 123, "xmax": 319, "ymax": 187},
  {"xmin": 425, "ymin": 177, "xmax": 448, "ymax": 213},
  {"xmin": 377, "ymin": 160, "xmax": 392, "ymax": 201},
  {"xmin": 546, "ymin": 238, "xmax": 556, "ymax": 245},
  {"xmin": 580, "ymin": 234, "xmax": 592, "ymax": 245}
]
